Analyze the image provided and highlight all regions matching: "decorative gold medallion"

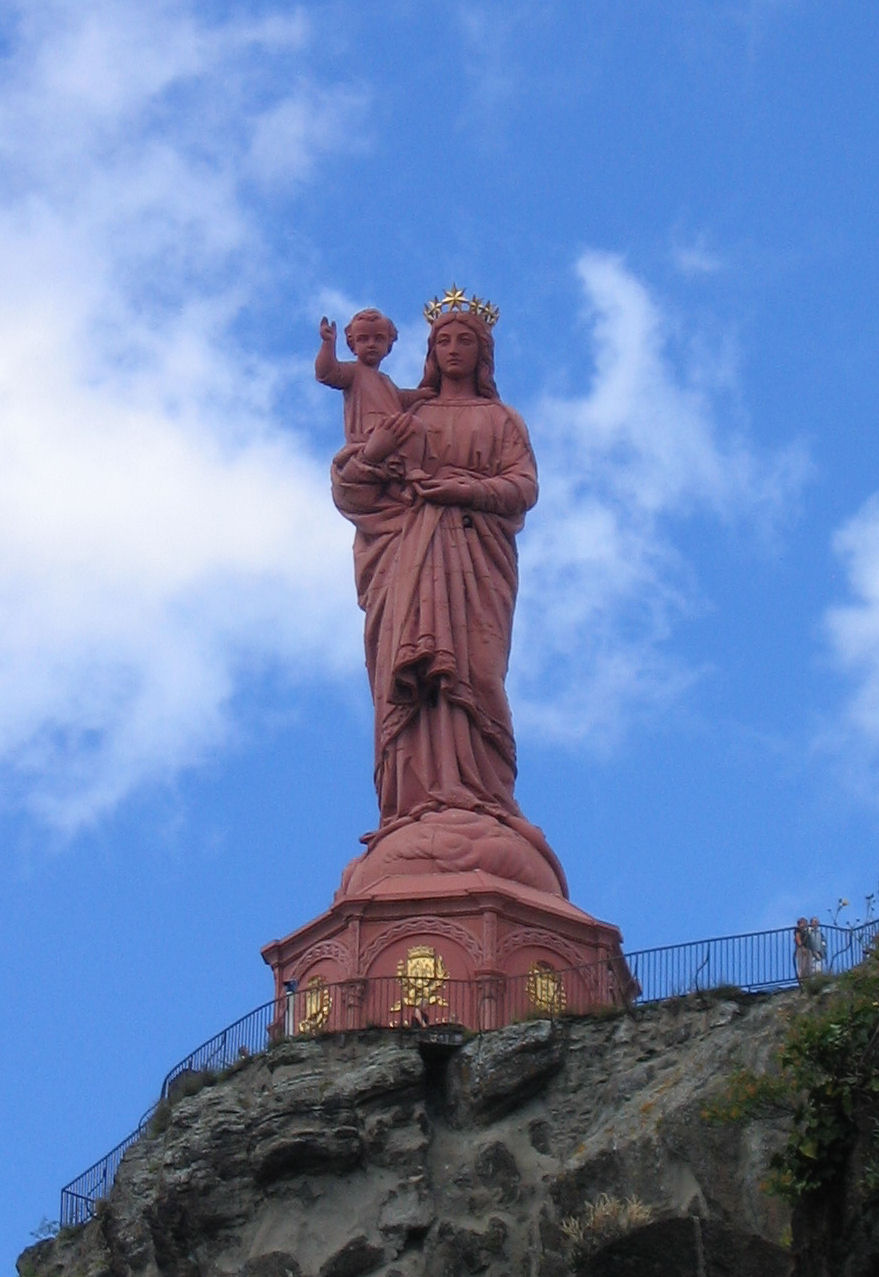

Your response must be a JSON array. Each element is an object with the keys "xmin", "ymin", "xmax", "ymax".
[
  {"xmin": 298, "ymin": 975, "xmax": 332, "ymax": 1033},
  {"xmin": 391, "ymin": 945, "xmax": 449, "ymax": 1013},
  {"xmin": 527, "ymin": 961, "xmax": 566, "ymax": 1014}
]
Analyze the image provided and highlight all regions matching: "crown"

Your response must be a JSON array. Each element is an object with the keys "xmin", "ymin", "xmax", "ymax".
[{"xmin": 423, "ymin": 284, "xmax": 500, "ymax": 327}]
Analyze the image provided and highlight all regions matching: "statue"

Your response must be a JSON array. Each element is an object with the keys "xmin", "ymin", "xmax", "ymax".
[
  {"xmin": 315, "ymin": 307, "xmax": 434, "ymax": 477},
  {"xmin": 319, "ymin": 290, "xmax": 567, "ymax": 900},
  {"xmin": 262, "ymin": 291, "xmax": 627, "ymax": 1023}
]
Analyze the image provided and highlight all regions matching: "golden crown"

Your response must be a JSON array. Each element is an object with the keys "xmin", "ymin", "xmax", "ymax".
[{"xmin": 423, "ymin": 284, "xmax": 500, "ymax": 327}]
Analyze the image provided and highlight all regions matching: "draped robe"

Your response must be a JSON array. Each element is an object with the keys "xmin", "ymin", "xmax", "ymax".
[{"xmin": 331, "ymin": 396, "xmax": 537, "ymax": 836}]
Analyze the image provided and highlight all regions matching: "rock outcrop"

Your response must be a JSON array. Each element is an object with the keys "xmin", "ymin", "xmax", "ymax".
[{"xmin": 20, "ymin": 993, "xmax": 798, "ymax": 1277}]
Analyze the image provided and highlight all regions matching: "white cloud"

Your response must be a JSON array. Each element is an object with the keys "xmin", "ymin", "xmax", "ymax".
[
  {"xmin": 671, "ymin": 231, "xmax": 725, "ymax": 277},
  {"xmin": 247, "ymin": 84, "xmax": 370, "ymax": 186},
  {"xmin": 513, "ymin": 251, "xmax": 808, "ymax": 746},
  {"xmin": 455, "ymin": 8, "xmax": 516, "ymax": 114},
  {"xmin": 0, "ymin": 1, "xmax": 364, "ymax": 833},
  {"xmin": 826, "ymin": 496, "xmax": 879, "ymax": 749}
]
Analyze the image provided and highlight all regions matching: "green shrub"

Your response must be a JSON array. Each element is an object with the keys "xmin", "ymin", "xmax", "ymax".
[
  {"xmin": 706, "ymin": 951, "xmax": 879, "ymax": 1204},
  {"xmin": 148, "ymin": 1099, "xmax": 172, "ymax": 1136}
]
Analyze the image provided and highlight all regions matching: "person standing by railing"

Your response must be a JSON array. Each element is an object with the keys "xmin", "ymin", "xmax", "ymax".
[
  {"xmin": 794, "ymin": 917, "xmax": 813, "ymax": 982},
  {"xmin": 808, "ymin": 917, "xmax": 827, "ymax": 972}
]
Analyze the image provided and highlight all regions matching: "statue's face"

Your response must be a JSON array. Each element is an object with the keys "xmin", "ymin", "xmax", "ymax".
[
  {"xmin": 433, "ymin": 320, "xmax": 479, "ymax": 381},
  {"xmin": 349, "ymin": 318, "xmax": 391, "ymax": 367}
]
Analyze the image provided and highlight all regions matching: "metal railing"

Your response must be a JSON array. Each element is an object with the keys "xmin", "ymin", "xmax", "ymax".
[
  {"xmin": 58, "ymin": 917, "xmax": 879, "ymax": 1228},
  {"xmin": 58, "ymin": 1126, "xmax": 145, "ymax": 1229},
  {"xmin": 275, "ymin": 958, "xmax": 632, "ymax": 1038},
  {"xmin": 160, "ymin": 999, "xmax": 281, "ymax": 1099},
  {"xmin": 626, "ymin": 920, "xmax": 879, "ymax": 1002}
]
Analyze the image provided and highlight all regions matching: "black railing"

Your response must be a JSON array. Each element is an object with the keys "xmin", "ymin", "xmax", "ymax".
[
  {"xmin": 58, "ymin": 918, "xmax": 879, "ymax": 1228},
  {"xmin": 58, "ymin": 1127, "xmax": 145, "ymax": 1229},
  {"xmin": 626, "ymin": 920, "xmax": 879, "ymax": 1003},
  {"xmin": 275, "ymin": 961, "xmax": 630, "ymax": 1037},
  {"xmin": 160, "ymin": 999, "xmax": 281, "ymax": 1098},
  {"xmin": 628, "ymin": 927, "xmax": 796, "ymax": 1001}
]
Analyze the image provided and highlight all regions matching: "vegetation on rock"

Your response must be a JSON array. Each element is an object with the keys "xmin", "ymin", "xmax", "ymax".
[
  {"xmin": 706, "ymin": 951, "xmax": 879, "ymax": 1205},
  {"xmin": 561, "ymin": 1192, "xmax": 654, "ymax": 1265},
  {"xmin": 703, "ymin": 946, "xmax": 879, "ymax": 1274}
]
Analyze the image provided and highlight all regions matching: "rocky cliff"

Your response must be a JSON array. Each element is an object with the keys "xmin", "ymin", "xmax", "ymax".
[{"xmin": 20, "ymin": 992, "xmax": 800, "ymax": 1277}]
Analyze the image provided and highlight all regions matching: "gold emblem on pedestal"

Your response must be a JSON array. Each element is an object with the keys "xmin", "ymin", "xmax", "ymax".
[
  {"xmin": 391, "ymin": 945, "xmax": 449, "ymax": 1013},
  {"xmin": 298, "ymin": 975, "xmax": 332, "ymax": 1033},
  {"xmin": 527, "ymin": 962, "xmax": 566, "ymax": 1014}
]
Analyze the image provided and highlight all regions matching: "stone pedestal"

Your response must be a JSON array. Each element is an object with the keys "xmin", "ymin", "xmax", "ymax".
[{"xmin": 262, "ymin": 860, "xmax": 633, "ymax": 1034}]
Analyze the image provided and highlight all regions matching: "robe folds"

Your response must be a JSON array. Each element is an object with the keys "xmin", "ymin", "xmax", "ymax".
[{"xmin": 331, "ymin": 396, "xmax": 537, "ymax": 836}]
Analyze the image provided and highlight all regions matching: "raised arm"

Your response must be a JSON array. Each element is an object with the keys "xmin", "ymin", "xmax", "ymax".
[{"xmin": 315, "ymin": 316, "xmax": 355, "ymax": 389}]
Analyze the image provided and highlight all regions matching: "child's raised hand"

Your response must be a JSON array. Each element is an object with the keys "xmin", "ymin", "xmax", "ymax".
[{"xmin": 319, "ymin": 316, "xmax": 337, "ymax": 343}]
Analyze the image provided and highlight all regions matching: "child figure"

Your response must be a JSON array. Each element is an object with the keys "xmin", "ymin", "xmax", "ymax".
[{"xmin": 315, "ymin": 308, "xmax": 432, "ymax": 479}]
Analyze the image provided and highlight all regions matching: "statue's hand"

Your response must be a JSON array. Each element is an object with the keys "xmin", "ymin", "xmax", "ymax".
[
  {"xmin": 415, "ymin": 475, "xmax": 480, "ymax": 507},
  {"xmin": 362, "ymin": 412, "xmax": 413, "ymax": 463},
  {"xmin": 319, "ymin": 316, "xmax": 336, "ymax": 343}
]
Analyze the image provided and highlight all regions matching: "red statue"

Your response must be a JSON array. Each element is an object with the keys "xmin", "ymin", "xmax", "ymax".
[
  {"xmin": 320, "ymin": 293, "xmax": 567, "ymax": 899},
  {"xmin": 315, "ymin": 308, "xmax": 434, "ymax": 473},
  {"xmin": 260, "ymin": 292, "xmax": 629, "ymax": 1029}
]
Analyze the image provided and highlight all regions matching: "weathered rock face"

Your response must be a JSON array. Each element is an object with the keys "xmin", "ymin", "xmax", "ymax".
[
  {"xmin": 790, "ymin": 1097, "xmax": 879, "ymax": 1277},
  {"xmin": 20, "ymin": 994, "xmax": 798, "ymax": 1277}
]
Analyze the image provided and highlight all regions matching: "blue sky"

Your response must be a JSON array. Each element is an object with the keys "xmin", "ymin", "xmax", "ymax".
[{"xmin": 3, "ymin": 0, "xmax": 879, "ymax": 1264}]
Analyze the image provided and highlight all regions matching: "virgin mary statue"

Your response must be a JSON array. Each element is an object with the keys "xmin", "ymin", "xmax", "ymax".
[{"xmin": 329, "ymin": 292, "xmax": 567, "ymax": 900}]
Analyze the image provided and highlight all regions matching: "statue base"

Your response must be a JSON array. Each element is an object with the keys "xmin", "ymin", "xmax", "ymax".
[
  {"xmin": 340, "ymin": 807, "xmax": 569, "ymax": 899},
  {"xmin": 261, "ymin": 848, "xmax": 633, "ymax": 1034}
]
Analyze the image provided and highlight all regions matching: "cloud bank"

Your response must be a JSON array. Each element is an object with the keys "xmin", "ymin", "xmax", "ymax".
[
  {"xmin": 0, "ymin": 2, "xmax": 361, "ymax": 831},
  {"xmin": 826, "ymin": 497, "xmax": 879, "ymax": 765},
  {"xmin": 513, "ymin": 251, "xmax": 808, "ymax": 746}
]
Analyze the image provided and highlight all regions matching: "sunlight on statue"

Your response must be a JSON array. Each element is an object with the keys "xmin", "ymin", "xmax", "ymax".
[{"xmin": 317, "ymin": 288, "xmax": 567, "ymax": 900}]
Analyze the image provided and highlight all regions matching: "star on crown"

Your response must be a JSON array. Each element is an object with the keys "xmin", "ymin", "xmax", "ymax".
[{"xmin": 423, "ymin": 284, "xmax": 500, "ymax": 327}]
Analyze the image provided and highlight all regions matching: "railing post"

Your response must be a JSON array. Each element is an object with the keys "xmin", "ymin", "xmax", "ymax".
[
  {"xmin": 342, "ymin": 978, "xmax": 368, "ymax": 1030},
  {"xmin": 476, "ymin": 973, "xmax": 504, "ymax": 1032}
]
